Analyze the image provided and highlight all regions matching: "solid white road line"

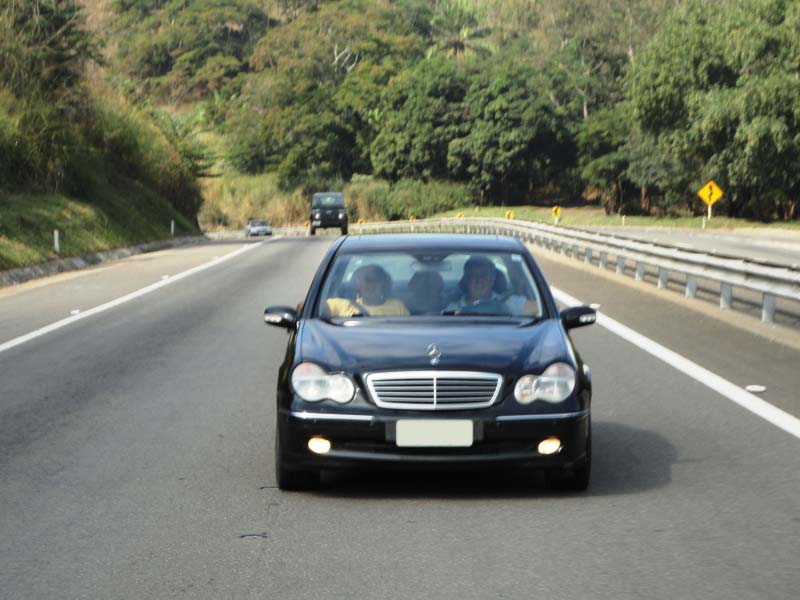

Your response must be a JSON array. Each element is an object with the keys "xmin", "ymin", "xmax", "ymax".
[
  {"xmin": 0, "ymin": 242, "xmax": 263, "ymax": 355},
  {"xmin": 552, "ymin": 287, "xmax": 800, "ymax": 440}
]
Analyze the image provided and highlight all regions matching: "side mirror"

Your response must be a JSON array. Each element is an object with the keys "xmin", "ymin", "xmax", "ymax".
[
  {"xmin": 264, "ymin": 305, "xmax": 298, "ymax": 329},
  {"xmin": 560, "ymin": 305, "xmax": 596, "ymax": 330}
]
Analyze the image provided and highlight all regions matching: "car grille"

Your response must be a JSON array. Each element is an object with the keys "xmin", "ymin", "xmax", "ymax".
[{"xmin": 365, "ymin": 371, "xmax": 503, "ymax": 410}]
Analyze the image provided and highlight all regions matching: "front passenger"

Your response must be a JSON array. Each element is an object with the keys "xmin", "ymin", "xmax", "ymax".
[{"xmin": 325, "ymin": 265, "xmax": 410, "ymax": 317}]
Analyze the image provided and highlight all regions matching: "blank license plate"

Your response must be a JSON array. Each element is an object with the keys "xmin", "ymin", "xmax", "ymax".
[{"xmin": 396, "ymin": 420, "xmax": 473, "ymax": 447}]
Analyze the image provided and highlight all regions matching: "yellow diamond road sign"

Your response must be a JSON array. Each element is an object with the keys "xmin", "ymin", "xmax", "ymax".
[{"xmin": 698, "ymin": 180, "xmax": 723, "ymax": 206}]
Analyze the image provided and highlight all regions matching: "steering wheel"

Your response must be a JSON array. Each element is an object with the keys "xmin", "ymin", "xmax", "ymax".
[{"xmin": 456, "ymin": 299, "xmax": 512, "ymax": 316}]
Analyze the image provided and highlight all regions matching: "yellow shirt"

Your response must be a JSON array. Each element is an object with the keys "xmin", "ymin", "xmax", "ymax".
[{"xmin": 325, "ymin": 296, "xmax": 410, "ymax": 317}]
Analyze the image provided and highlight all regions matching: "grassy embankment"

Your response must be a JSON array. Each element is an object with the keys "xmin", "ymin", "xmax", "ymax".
[
  {"xmin": 0, "ymin": 93, "xmax": 200, "ymax": 271},
  {"xmin": 0, "ymin": 1, "xmax": 200, "ymax": 272},
  {"xmin": 0, "ymin": 180, "xmax": 195, "ymax": 271}
]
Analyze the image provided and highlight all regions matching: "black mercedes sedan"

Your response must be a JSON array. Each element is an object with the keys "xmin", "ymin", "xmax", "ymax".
[{"xmin": 265, "ymin": 234, "xmax": 596, "ymax": 491}]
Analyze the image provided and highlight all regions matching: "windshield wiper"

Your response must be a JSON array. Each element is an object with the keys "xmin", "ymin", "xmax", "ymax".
[
  {"xmin": 521, "ymin": 316, "xmax": 544, "ymax": 326},
  {"xmin": 440, "ymin": 310, "xmax": 514, "ymax": 317}
]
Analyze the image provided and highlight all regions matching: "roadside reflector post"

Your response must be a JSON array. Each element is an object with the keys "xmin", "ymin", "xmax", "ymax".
[
  {"xmin": 635, "ymin": 262, "xmax": 645, "ymax": 281},
  {"xmin": 658, "ymin": 268, "xmax": 669, "ymax": 289},
  {"xmin": 685, "ymin": 275, "xmax": 698, "ymax": 298},
  {"xmin": 761, "ymin": 293, "xmax": 776, "ymax": 323},
  {"xmin": 171, "ymin": 220, "xmax": 175, "ymax": 236},
  {"xmin": 720, "ymin": 283, "xmax": 733, "ymax": 309},
  {"xmin": 622, "ymin": 215, "xmax": 626, "ymax": 226},
  {"xmin": 54, "ymin": 229, "xmax": 60, "ymax": 254}
]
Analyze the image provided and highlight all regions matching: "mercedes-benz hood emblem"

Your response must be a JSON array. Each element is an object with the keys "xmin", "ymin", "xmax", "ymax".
[{"xmin": 427, "ymin": 343, "xmax": 442, "ymax": 366}]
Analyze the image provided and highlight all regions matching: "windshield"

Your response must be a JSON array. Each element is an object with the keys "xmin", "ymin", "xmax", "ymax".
[
  {"xmin": 250, "ymin": 220, "xmax": 268, "ymax": 226},
  {"xmin": 312, "ymin": 194, "xmax": 344, "ymax": 209},
  {"xmin": 317, "ymin": 250, "xmax": 544, "ymax": 319}
]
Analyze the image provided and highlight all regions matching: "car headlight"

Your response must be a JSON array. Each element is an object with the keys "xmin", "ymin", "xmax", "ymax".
[
  {"xmin": 514, "ymin": 362, "xmax": 576, "ymax": 404},
  {"xmin": 291, "ymin": 362, "xmax": 355, "ymax": 404}
]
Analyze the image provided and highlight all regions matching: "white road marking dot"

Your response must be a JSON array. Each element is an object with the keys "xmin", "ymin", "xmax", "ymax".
[
  {"xmin": 589, "ymin": 303, "xmax": 601, "ymax": 310},
  {"xmin": 0, "ymin": 243, "xmax": 263, "ymax": 355},
  {"xmin": 551, "ymin": 286, "xmax": 800, "ymax": 440},
  {"xmin": 161, "ymin": 275, "xmax": 170, "ymax": 280},
  {"xmin": 70, "ymin": 309, "xmax": 81, "ymax": 315},
  {"xmin": 746, "ymin": 385, "xmax": 767, "ymax": 393}
]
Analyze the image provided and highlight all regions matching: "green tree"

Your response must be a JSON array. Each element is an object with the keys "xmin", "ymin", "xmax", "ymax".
[
  {"xmin": 371, "ymin": 56, "xmax": 469, "ymax": 181},
  {"xmin": 576, "ymin": 105, "xmax": 629, "ymax": 213},
  {"xmin": 630, "ymin": 0, "xmax": 800, "ymax": 219},
  {"xmin": 0, "ymin": 0, "xmax": 100, "ymax": 187},
  {"xmin": 234, "ymin": 0, "xmax": 425, "ymax": 184},
  {"xmin": 114, "ymin": 0, "xmax": 270, "ymax": 101},
  {"xmin": 427, "ymin": 0, "xmax": 493, "ymax": 58},
  {"xmin": 448, "ymin": 59, "xmax": 574, "ymax": 203}
]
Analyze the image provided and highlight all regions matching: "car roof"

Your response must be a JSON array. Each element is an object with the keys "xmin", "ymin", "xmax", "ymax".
[
  {"xmin": 338, "ymin": 234, "xmax": 525, "ymax": 253},
  {"xmin": 312, "ymin": 192, "xmax": 343, "ymax": 197}
]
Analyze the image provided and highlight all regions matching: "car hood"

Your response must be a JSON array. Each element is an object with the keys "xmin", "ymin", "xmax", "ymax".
[{"xmin": 298, "ymin": 318, "xmax": 572, "ymax": 375}]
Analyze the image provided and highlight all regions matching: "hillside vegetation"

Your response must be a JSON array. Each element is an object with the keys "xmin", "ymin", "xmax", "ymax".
[
  {"xmin": 3, "ymin": 1, "xmax": 800, "ymax": 270},
  {"xmin": 0, "ymin": 0, "xmax": 200, "ymax": 269},
  {"xmin": 112, "ymin": 0, "xmax": 800, "ymax": 224}
]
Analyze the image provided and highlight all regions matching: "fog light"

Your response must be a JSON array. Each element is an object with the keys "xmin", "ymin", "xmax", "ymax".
[
  {"xmin": 537, "ymin": 437, "xmax": 562, "ymax": 455},
  {"xmin": 307, "ymin": 436, "xmax": 331, "ymax": 454}
]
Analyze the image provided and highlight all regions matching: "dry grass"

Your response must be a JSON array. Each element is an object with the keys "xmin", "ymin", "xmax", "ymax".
[
  {"xmin": 79, "ymin": 0, "xmax": 113, "ymax": 31},
  {"xmin": 199, "ymin": 173, "xmax": 308, "ymax": 230}
]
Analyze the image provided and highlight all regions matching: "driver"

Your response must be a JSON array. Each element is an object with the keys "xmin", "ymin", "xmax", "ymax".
[
  {"xmin": 445, "ymin": 255, "xmax": 533, "ymax": 315},
  {"xmin": 325, "ymin": 264, "xmax": 410, "ymax": 317}
]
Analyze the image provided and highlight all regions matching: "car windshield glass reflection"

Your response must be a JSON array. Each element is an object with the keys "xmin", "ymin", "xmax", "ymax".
[
  {"xmin": 318, "ymin": 251, "xmax": 543, "ymax": 319},
  {"xmin": 312, "ymin": 196, "xmax": 344, "ymax": 208}
]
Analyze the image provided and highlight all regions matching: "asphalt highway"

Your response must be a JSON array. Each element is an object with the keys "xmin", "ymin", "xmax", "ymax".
[{"xmin": 1, "ymin": 236, "xmax": 798, "ymax": 599}]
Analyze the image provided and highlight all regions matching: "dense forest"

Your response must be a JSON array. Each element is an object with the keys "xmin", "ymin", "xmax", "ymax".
[{"xmin": 2, "ymin": 0, "xmax": 800, "ymax": 234}]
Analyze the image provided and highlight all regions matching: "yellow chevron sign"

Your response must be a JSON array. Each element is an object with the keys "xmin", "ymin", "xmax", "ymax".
[{"xmin": 697, "ymin": 180, "xmax": 723, "ymax": 206}]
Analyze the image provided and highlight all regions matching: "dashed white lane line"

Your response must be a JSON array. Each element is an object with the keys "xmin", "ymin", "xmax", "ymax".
[
  {"xmin": 0, "ymin": 243, "xmax": 263, "ymax": 355},
  {"xmin": 552, "ymin": 286, "xmax": 800, "ymax": 440}
]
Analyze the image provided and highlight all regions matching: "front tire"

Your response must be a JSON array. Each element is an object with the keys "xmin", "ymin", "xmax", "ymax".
[
  {"xmin": 341, "ymin": 225, "xmax": 348, "ymax": 235},
  {"xmin": 309, "ymin": 227, "xmax": 316, "ymax": 236},
  {"xmin": 275, "ymin": 431, "xmax": 319, "ymax": 491}
]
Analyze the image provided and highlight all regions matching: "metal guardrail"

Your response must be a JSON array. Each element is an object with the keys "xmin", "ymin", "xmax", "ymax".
[
  {"xmin": 209, "ymin": 218, "xmax": 800, "ymax": 324},
  {"xmin": 345, "ymin": 218, "xmax": 800, "ymax": 324}
]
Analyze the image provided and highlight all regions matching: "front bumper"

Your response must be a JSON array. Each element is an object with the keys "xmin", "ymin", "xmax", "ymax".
[
  {"xmin": 311, "ymin": 219, "xmax": 346, "ymax": 228},
  {"xmin": 278, "ymin": 408, "xmax": 589, "ymax": 471}
]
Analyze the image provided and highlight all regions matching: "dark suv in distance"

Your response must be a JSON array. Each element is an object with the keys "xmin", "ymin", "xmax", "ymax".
[{"xmin": 310, "ymin": 192, "xmax": 347, "ymax": 236}]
